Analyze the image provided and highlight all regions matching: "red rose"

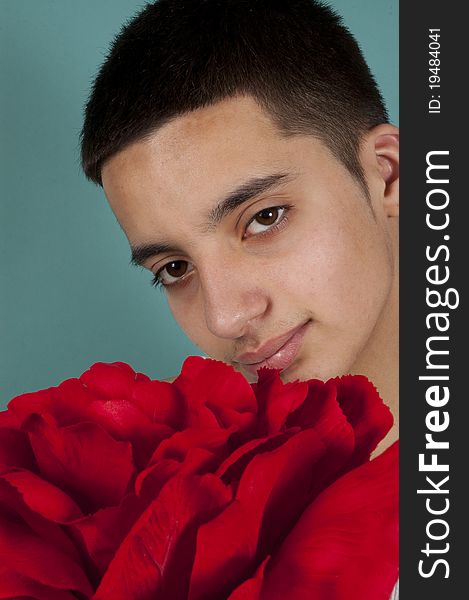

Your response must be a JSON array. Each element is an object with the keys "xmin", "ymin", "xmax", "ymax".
[{"xmin": 0, "ymin": 357, "xmax": 398, "ymax": 599}]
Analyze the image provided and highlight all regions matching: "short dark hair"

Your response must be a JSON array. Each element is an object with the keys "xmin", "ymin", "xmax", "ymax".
[{"xmin": 80, "ymin": 0, "xmax": 388, "ymax": 193}]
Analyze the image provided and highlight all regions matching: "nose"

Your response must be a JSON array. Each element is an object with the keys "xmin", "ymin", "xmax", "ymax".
[{"xmin": 200, "ymin": 261, "xmax": 270, "ymax": 340}]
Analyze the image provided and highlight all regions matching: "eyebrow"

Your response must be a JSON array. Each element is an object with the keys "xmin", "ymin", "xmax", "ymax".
[
  {"xmin": 205, "ymin": 172, "xmax": 293, "ymax": 226},
  {"xmin": 130, "ymin": 241, "xmax": 181, "ymax": 267},
  {"xmin": 130, "ymin": 171, "xmax": 294, "ymax": 268}
]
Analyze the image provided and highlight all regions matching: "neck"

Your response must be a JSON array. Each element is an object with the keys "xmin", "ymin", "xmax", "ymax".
[{"xmin": 351, "ymin": 222, "xmax": 399, "ymax": 456}]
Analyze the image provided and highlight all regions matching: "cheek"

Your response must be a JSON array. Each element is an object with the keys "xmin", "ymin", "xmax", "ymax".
[{"xmin": 275, "ymin": 217, "xmax": 392, "ymax": 326}]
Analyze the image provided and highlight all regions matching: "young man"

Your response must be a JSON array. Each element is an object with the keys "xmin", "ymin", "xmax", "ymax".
[{"xmin": 81, "ymin": 0, "xmax": 399, "ymax": 453}]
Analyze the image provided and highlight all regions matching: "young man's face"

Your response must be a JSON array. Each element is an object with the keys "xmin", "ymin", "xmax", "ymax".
[{"xmin": 102, "ymin": 96, "xmax": 398, "ymax": 384}]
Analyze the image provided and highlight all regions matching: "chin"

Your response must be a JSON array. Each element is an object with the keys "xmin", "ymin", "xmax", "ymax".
[
  {"xmin": 230, "ymin": 363, "xmax": 257, "ymax": 384},
  {"xmin": 280, "ymin": 356, "xmax": 353, "ymax": 384},
  {"xmin": 232, "ymin": 354, "xmax": 355, "ymax": 386}
]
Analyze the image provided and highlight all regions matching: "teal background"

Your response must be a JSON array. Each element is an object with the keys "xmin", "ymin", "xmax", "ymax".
[{"xmin": 0, "ymin": 0, "xmax": 398, "ymax": 407}]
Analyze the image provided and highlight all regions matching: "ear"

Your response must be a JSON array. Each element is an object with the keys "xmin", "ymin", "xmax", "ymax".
[{"xmin": 363, "ymin": 124, "xmax": 399, "ymax": 218}]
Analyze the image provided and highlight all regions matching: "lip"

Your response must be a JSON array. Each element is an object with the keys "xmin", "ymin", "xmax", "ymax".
[{"xmin": 235, "ymin": 320, "xmax": 311, "ymax": 376}]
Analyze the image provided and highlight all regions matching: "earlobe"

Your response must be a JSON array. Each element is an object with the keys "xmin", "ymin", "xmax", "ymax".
[{"xmin": 373, "ymin": 126, "xmax": 399, "ymax": 218}]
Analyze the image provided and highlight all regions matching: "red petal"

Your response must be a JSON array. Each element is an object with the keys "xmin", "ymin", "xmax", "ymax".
[
  {"xmin": 215, "ymin": 432, "xmax": 291, "ymax": 482},
  {"xmin": 0, "ymin": 479, "xmax": 83, "ymax": 563},
  {"xmin": 49, "ymin": 378, "xmax": 96, "ymax": 425},
  {"xmin": 6, "ymin": 387, "xmax": 55, "ymax": 425},
  {"xmin": 0, "ymin": 515, "xmax": 93, "ymax": 596},
  {"xmin": 71, "ymin": 492, "xmax": 144, "ymax": 577},
  {"xmin": 2, "ymin": 470, "xmax": 83, "ymax": 522},
  {"xmin": 132, "ymin": 379, "xmax": 185, "ymax": 428},
  {"xmin": 135, "ymin": 459, "xmax": 181, "ymax": 498},
  {"xmin": 25, "ymin": 414, "xmax": 134, "ymax": 513},
  {"xmin": 287, "ymin": 380, "xmax": 342, "ymax": 433},
  {"xmin": 260, "ymin": 442, "xmax": 399, "ymax": 600},
  {"xmin": 94, "ymin": 474, "xmax": 231, "ymax": 600},
  {"xmin": 136, "ymin": 447, "xmax": 218, "ymax": 500},
  {"xmin": 0, "ymin": 409, "xmax": 21, "ymax": 428},
  {"xmin": 286, "ymin": 380, "xmax": 356, "ymax": 493},
  {"xmin": 54, "ymin": 378, "xmax": 174, "ymax": 468},
  {"xmin": 174, "ymin": 357, "xmax": 257, "ymax": 430},
  {"xmin": 87, "ymin": 397, "xmax": 173, "ymax": 468},
  {"xmin": 0, "ymin": 568, "xmax": 78, "ymax": 599},
  {"xmin": 177, "ymin": 357, "xmax": 256, "ymax": 412},
  {"xmin": 150, "ymin": 427, "xmax": 232, "ymax": 464},
  {"xmin": 0, "ymin": 428, "xmax": 36, "ymax": 471},
  {"xmin": 208, "ymin": 404, "xmax": 257, "ymax": 434},
  {"xmin": 333, "ymin": 376, "xmax": 393, "ymax": 465},
  {"xmin": 80, "ymin": 361, "xmax": 137, "ymax": 400},
  {"xmin": 254, "ymin": 369, "xmax": 309, "ymax": 435},
  {"xmin": 189, "ymin": 429, "xmax": 330, "ymax": 600},
  {"xmin": 227, "ymin": 556, "xmax": 270, "ymax": 600}
]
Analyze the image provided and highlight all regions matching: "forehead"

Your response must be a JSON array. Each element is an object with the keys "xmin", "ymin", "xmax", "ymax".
[{"xmin": 101, "ymin": 95, "xmax": 348, "ymax": 241}]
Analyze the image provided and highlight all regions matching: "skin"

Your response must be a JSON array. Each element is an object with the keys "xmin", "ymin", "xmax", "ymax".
[{"xmin": 102, "ymin": 95, "xmax": 399, "ymax": 451}]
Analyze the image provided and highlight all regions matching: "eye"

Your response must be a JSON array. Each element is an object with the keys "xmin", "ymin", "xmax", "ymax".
[
  {"xmin": 152, "ymin": 260, "xmax": 194, "ymax": 287},
  {"xmin": 245, "ymin": 206, "xmax": 287, "ymax": 236}
]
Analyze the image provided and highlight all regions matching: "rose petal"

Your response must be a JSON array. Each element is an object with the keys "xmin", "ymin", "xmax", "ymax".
[
  {"xmin": 71, "ymin": 493, "xmax": 144, "ymax": 577},
  {"xmin": 192, "ymin": 408, "xmax": 354, "ymax": 598},
  {"xmin": 2, "ymin": 470, "xmax": 83, "ymax": 522},
  {"xmin": 260, "ymin": 442, "xmax": 399, "ymax": 600},
  {"xmin": 0, "ymin": 409, "xmax": 21, "ymax": 428},
  {"xmin": 174, "ymin": 357, "xmax": 257, "ymax": 430},
  {"xmin": 87, "ymin": 398, "xmax": 173, "ymax": 468},
  {"xmin": 50, "ymin": 378, "xmax": 96, "ymax": 425},
  {"xmin": 80, "ymin": 361, "xmax": 138, "ymax": 400},
  {"xmin": 137, "ymin": 447, "xmax": 219, "ymax": 498},
  {"xmin": 333, "ymin": 376, "xmax": 393, "ymax": 465},
  {"xmin": 132, "ymin": 379, "xmax": 185, "ymax": 428},
  {"xmin": 208, "ymin": 404, "xmax": 257, "ymax": 434},
  {"xmin": 189, "ymin": 429, "xmax": 329, "ymax": 600},
  {"xmin": 0, "ymin": 568, "xmax": 78, "ymax": 599},
  {"xmin": 150, "ymin": 427, "xmax": 232, "ymax": 465},
  {"xmin": 6, "ymin": 387, "xmax": 55, "ymax": 426},
  {"xmin": 24, "ymin": 414, "xmax": 134, "ymax": 513},
  {"xmin": 286, "ymin": 380, "xmax": 356, "ymax": 493},
  {"xmin": 0, "ymin": 478, "xmax": 83, "ymax": 562},
  {"xmin": 135, "ymin": 458, "xmax": 181, "ymax": 498},
  {"xmin": 48, "ymin": 378, "xmax": 174, "ymax": 468},
  {"xmin": 0, "ymin": 428, "xmax": 36, "ymax": 471},
  {"xmin": 177, "ymin": 357, "xmax": 256, "ymax": 412},
  {"xmin": 93, "ymin": 474, "xmax": 231, "ymax": 600},
  {"xmin": 215, "ymin": 432, "xmax": 292, "ymax": 482},
  {"xmin": 0, "ymin": 515, "xmax": 93, "ymax": 596},
  {"xmin": 227, "ymin": 556, "xmax": 270, "ymax": 600},
  {"xmin": 287, "ymin": 380, "xmax": 343, "ymax": 435},
  {"xmin": 254, "ymin": 369, "xmax": 309, "ymax": 435}
]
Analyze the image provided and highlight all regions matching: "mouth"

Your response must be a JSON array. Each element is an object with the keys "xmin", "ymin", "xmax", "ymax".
[{"xmin": 234, "ymin": 320, "xmax": 311, "ymax": 377}]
